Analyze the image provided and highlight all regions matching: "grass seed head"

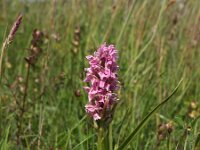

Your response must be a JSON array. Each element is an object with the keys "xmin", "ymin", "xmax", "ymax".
[{"xmin": 8, "ymin": 14, "xmax": 23, "ymax": 43}]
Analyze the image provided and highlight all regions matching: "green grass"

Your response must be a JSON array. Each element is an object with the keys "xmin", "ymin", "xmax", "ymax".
[{"xmin": 0, "ymin": 0, "xmax": 200, "ymax": 149}]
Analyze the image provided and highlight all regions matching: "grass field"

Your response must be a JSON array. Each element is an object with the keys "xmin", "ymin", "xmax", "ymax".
[{"xmin": 0, "ymin": 0, "xmax": 200, "ymax": 149}]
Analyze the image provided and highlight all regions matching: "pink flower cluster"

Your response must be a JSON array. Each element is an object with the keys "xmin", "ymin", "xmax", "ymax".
[{"xmin": 84, "ymin": 44, "xmax": 119, "ymax": 120}]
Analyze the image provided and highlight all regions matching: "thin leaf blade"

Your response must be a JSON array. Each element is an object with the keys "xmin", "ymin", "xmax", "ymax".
[{"xmin": 118, "ymin": 79, "xmax": 183, "ymax": 150}]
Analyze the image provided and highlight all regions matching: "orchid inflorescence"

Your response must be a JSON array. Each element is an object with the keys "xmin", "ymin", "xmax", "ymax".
[{"xmin": 84, "ymin": 43, "xmax": 119, "ymax": 121}]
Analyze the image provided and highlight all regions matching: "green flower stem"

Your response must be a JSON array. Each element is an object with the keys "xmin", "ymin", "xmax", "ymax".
[
  {"xmin": 109, "ymin": 124, "xmax": 113, "ymax": 150},
  {"xmin": 98, "ymin": 127, "xmax": 108, "ymax": 150}
]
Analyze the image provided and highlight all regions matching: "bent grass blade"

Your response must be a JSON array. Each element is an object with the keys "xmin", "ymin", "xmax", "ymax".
[{"xmin": 118, "ymin": 79, "xmax": 183, "ymax": 150}]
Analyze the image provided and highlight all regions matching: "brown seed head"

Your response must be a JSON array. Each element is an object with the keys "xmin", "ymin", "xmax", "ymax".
[
  {"xmin": 31, "ymin": 47, "xmax": 42, "ymax": 55},
  {"xmin": 8, "ymin": 14, "xmax": 23, "ymax": 43},
  {"xmin": 33, "ymin": 29, "xmax": 44, "ymax": 40},
  {"xmin": 25, "ymin": 55, "xmax": 36, "ymax": 65},
  {"xmin": 166, "ymin": 122, "xmax": 173, "ymax": 134},
  {"xmin": 72, "ymin": 40, "xmax": 79, "ymax": 47},
  {"xmin": 191, "ymin": 101, "xmax": 197, "ymax": 109},
  {"xmin": 158, "ymin": 124, "xmax": 166, "ymax": 134},
  {"xmin": 74, "ymin": 26, "xmax": 80, "ymax": 35},
  {"xmin": 74, "ymin": 89, "xmax": 81, "ymax": 97}
]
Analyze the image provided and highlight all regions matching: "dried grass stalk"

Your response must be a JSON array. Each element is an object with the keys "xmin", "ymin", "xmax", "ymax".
[{"xmin": 0, "ymin": 14, "xmax": 23, "ymax": 77}]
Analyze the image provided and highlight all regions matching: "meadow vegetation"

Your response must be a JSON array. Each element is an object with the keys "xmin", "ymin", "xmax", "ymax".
[{"xmin": 0, "ymin": 0, "xmax": 200, "ymax": 149}]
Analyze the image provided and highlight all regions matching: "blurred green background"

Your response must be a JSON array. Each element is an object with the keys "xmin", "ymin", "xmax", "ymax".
[{"xmin": 0, "ymin": 0, "xmax": 200, "ymax": 149}]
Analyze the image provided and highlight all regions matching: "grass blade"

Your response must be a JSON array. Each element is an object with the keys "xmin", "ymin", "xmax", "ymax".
[
  {"xmin": 0, "ymin": 125, "xmax": 10, "ymax": 150},
  {"xmin": 194, "ymin": 133, "xmax": 200, "ymax": 150},
  {"xmin": 72, "ymin": 134, "xmax": 95, "ymax": 150},
  {"xmin": 118, "ymin": 79, "xmax": 183, "ymax": 150}
]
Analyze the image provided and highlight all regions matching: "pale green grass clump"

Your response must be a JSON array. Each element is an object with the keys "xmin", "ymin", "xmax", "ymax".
[{"xmin": 0, "ymin": 0, "xmax": 200, "ymax": 149}]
